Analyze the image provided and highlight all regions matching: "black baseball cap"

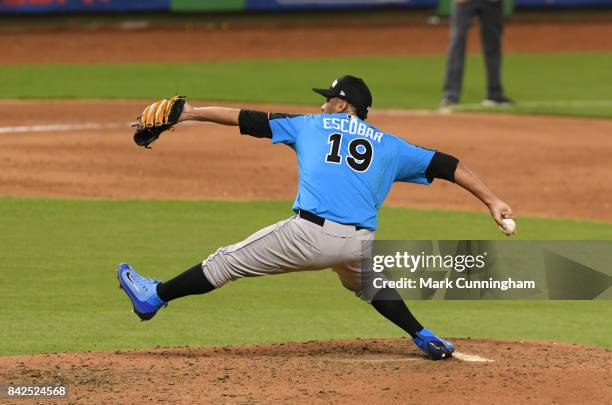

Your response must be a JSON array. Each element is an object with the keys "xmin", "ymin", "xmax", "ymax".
[{"xmin": 313, "ymin": 75, "xmax": 373, "ymax": 119}]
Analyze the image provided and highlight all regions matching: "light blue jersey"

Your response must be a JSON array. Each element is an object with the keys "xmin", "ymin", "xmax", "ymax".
[{"xmin": 269, "ymin": 113, "xmax": 435, "ymax": 231}]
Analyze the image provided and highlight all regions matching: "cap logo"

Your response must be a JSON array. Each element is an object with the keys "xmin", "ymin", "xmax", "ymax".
[
  {"xmin": 331, "ymin": 80, "xmax": 338, "ymax": 88},
  {"xmin": 340, "ymin": 90, "xmax": 346, "ymax": 96}
]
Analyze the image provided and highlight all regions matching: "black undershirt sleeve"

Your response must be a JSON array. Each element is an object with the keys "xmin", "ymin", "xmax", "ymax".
[
  {"xmin": 425, "ymin": 151, "xmax": 459, "ymax": 183},
  {"xmin": 238, "ymin": 109, "xmax": 303, "ymax": 139},
  {"xmin": 238, "ymin": 110, "xmax": 272, "ymax": 138}
]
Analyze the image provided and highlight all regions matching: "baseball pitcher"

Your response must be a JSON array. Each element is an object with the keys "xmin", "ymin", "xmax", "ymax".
[{"xmin": 119, "ymin": 75, "xmax": 515, "ymax": 360}]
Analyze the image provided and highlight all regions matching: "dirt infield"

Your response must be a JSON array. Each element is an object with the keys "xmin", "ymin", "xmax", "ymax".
[
  {"xmin": 2, "ymin": 20, "xmax": 612, "ymax": 65},
  {"xmin": 1, "ymin": 338, "xmax": 610, "ymax": 404},
  {"xmin": 1, "ymin": 99, "xmax": 611, "ymax": 221}
]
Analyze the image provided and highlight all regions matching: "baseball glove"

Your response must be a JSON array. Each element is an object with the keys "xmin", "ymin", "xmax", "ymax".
[{"xmin": 133, "ymin": 95, "xmax": 186, "ymax": 148}]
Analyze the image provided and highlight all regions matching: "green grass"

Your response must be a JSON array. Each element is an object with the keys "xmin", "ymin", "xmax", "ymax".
[
  {"xmin": 0, "ymin": 198, "xmax": 610, "ymax": 355},
  {"xmin": 1, "ymin": 53, "xmax": 612, "ymax": 118}
]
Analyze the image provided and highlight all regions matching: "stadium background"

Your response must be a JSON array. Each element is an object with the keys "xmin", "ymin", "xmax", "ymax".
[
  {"xmin": 2, "ymin": 0, "xmax": 612, "ymax": 13},
  {"xmin": 0, "ymin": 0, "xmax": 610, "ymax": 403}
]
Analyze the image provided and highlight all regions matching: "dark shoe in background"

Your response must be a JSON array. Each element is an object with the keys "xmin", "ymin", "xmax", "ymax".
[
  {"xmin": 482, "ymin": 96, "xmax": 515, "ymax": 107},
  {"xmin": 440, "ymin": 96, "xmax": 459, "ymax": 107}
]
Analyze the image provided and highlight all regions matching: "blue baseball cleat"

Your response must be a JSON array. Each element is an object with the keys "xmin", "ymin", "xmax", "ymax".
[
  {"xmin": 413, "ymin": 328, "xmax": 455, "ymax": 360},
  {"xmin": 117, "ymin": 263, "xmax": 167, "ymax": 321}
]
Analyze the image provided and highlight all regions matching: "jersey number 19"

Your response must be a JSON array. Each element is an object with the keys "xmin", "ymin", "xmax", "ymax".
[{"xmin": 325, "ymin": 133, "xmax": 373, "ymax": 172}]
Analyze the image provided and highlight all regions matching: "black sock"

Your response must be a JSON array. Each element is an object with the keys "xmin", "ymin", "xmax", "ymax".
[
  {"xmin": 156, "ymin": 263, "xmax": 215, "ymax": 302},
  {"xmin": 371, "ymin": 287, "xmax": 423, "ymax": 338}
]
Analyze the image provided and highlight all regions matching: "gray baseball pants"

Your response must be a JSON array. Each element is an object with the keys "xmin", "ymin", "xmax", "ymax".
[
  {"xmin": 201, "ymin": 215, "xmax": 378, "ymax": 302},
  {"xmin": 443, "ymin": 0, "xmax": 505, "ymax": 101}
]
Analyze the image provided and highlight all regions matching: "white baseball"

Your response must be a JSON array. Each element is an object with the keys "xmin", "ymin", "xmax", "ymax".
[{"xmin": 499, "ymin": 218, "xmax": 517, "ymax": 235}]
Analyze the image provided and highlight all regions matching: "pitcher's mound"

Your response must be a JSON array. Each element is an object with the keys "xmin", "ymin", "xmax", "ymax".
[{"xmin": 1, "ymin": 338, "xmax": 610, "ymax": 404}]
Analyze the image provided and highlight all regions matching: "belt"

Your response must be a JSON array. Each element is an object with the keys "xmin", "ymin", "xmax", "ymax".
[{"xmin": 298, "ymin": 210, "xmax": 365, "ymax": 231}]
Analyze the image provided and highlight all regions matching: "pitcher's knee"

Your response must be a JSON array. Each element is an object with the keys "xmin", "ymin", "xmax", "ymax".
[
  {"xmin": 200, "ymin": 248, "xmax": 240, "ymax": 288},
  {"xmin": 338, "ymin": 277, "xmax": 360, "ymax": 294},
  {"xmin": 334, "ymin": 273, "xmax": 369, "ymax": 303}
]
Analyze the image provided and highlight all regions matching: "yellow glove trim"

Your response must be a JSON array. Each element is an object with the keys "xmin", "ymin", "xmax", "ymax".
[
  {"xmin": 155, "ymin": 99, "xmax": 170, "ymax": 126},
  {"xmin": 145, "ymin": 101, "xmax": 161, "ymax": 128},
  {"xmin": 140, "ymin": 105, "xmax": 152, "ymax": 128}
]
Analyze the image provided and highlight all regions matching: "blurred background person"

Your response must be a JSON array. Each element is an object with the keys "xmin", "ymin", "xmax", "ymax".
[{"xmin": 441, "ymin": 0, "xmax": 514, "ymax": 107}]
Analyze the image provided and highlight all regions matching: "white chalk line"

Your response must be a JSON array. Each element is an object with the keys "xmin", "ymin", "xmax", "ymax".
[
  {"xmin": 2, "ymin": 99, "xmax": 609, "ymax": 134},
  {"xmin": 0, "ymin": 122, "xmax": 132, "ymax": 134},
  {"xmin": 0, "ymin": 120, "xmax": 217, "ymax": 135},
  {"xmin": 453, "ymin": 351, "xmax": 494, "ymax": 363},
  {"xmin": 371, "ymin": 100, "xmax": 612, "ymax": 117},
  {"xmin": 452, "ymin": 99, "xmax": 612, "ymax": 111}
]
